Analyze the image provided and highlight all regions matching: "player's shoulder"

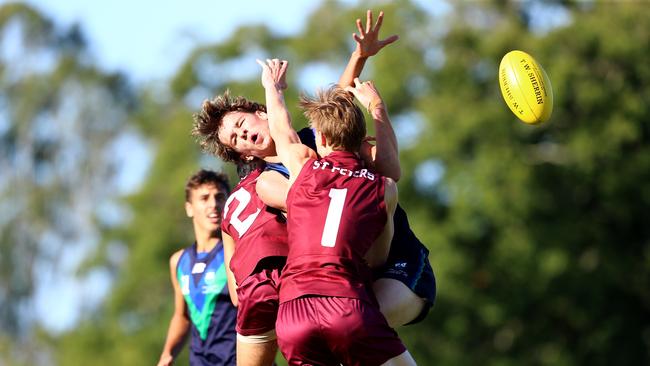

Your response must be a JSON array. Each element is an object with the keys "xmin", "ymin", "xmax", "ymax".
[
  {"xmin": 257, "ymin": 169, "xmax": 288, "ymax": 193},
  {"xmin": 289, "ymin": 142, "xmax": 316, "ymax": 158},
  {"xmin": 287, "ymin": 143, "xmax": 317, "ymax": 176},
  {"xmin": 169, "ymin": 248, "xmax": 185, "ymax": 269}
]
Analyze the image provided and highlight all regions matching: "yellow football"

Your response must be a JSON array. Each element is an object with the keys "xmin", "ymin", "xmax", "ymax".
[{"xmin": 498, "ymin": 50, "xmax": 553, "ymax": 124}]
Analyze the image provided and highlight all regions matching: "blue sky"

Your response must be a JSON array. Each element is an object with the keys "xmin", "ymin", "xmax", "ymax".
[
  {"xmin": 21, "ymin": 0, "xmax": 452, "ymax": 82},
  {"xmin": 22, "ymin": 0, "xmax": 328, "ymax": 82}
]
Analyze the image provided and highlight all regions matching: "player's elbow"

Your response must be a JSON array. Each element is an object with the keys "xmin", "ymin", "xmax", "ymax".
[
  {"xmin": 389, "ymin": 165, "xmax": 402, "ymax": 182},
  {"xmin": 375, "ymin": 156, "xmax": 401, "ymax": 182}
]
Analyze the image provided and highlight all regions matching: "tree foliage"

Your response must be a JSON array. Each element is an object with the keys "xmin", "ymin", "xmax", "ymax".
[{"xmin": 0, "ymin": 2, "xmax": 135, "ymax": 364}]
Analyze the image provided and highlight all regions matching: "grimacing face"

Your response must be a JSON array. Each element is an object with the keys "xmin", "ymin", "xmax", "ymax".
[
  {"xmin": 217, "ymin": 110, "xmax": 276, "ymax": 160},
  {"xmin": 185, "ymin": 183, "xmax": 228, "ymax": 235}
]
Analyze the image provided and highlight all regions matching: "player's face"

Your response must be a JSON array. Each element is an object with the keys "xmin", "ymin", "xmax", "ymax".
[
  {"xmin": 218, "ymin": 111, "xmax": 276, "ymax": 160},
  {"xmin": 186, "ymin": 183, "xmax": 228, "ymax": 235}
]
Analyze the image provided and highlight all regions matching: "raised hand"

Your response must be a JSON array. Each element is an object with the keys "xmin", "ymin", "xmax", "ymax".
[
  {"xmin": 344, "ymin": 77, "xmax": 384, "ymax": 112},
  {"xmin": 256, "ymin": 58, "xmax": 289, "ymax": 91},
  {"xmin": 353, "ymin": 10, "xmax": 399, "ymax": 58}
]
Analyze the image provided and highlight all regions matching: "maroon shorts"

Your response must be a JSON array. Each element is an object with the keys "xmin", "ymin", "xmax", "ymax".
[
  {"xmin": 276, "ymin": 296, "xmax": 406, "ymax": 366},
  {"xmin": 235, "ymin": 267, "xmax": 281, "ymax": 336}
]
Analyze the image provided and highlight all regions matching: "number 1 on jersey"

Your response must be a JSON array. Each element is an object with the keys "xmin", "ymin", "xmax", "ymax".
[{"xmin": 321, "ymin": 188, "xmax": 347, "ymax": 247}]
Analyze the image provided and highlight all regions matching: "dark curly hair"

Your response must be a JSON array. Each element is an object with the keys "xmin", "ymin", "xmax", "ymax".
[{"xmin": 192, "ymin": 90, "xmax": 266, "ymax": 163}]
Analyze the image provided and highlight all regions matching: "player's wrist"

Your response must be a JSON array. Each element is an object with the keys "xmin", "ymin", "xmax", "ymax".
[
  {"xmin": 367, "ymin": 99, "xmax": 385, "ymax": 113},
  {"xmin": 352, "ymin": 49, "xmax": 369, "ymax": 61}
]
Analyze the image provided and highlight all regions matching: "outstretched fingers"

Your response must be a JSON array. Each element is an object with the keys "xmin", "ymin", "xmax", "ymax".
[
  {"xmin": 256, "ymin": 58, "xmax": 289, "ymax": 90},
  {"xmin": 256, "ymin": 58, "xmax": 267, "ymax": 68},
  {"xmin": 356, "ymin": 18, "xmax": 365, "ymax": 37},
  {"xmin": 352, "ymin": 10, "xmax": 399, "ymax": 58},
  {"xmin": 380, "ymin": 34, "xmax": 399, "ymax": 47},
  {"xmin": 373, "ymin": 11, "xmax": 384, "ymax": 32},
  {"xmin": 365, "ymin": 9, "xmax": 373, "ymax": 34}
]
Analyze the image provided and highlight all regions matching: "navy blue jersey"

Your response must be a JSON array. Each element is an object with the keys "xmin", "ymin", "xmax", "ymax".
[{"xmin": 177, "ymin": 242, "xmax": 237, "ymax": 365}]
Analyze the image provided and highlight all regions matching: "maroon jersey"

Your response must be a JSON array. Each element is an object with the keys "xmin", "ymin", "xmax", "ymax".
[
  {"xmin": 280, "ymin": 151, "xmax": 388, "ymax": 303},
  {"xmin": 222, "ymin": 169, "xmax": 288, "ymax": 285}
]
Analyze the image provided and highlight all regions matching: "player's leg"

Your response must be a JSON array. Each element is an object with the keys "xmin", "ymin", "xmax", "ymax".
[
  {"xmin": 376, "ymin": 237, "xmax": 436, "ymax": 327},
  {"xmin": 235, "ymin": 267, "xmax": 282, "ymax": 366},
  {"xmin": 236, "ymin": 333, "xmax": 278, "ymax": 366},
  {"xmin": 373, "ymin": 278, "xmax": 425, "ymax": 328},
  {"xmin": 381, "ymin": 350, "xmax": 417, "ymax": 366},
  {"xmin": 379, "ymin": 205, "xmax": 437, "ymax": 327}
]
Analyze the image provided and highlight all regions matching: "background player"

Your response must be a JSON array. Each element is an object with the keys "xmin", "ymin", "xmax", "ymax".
[{"xmin": 157, "ymin": 170, "xmax": 237, "ymax": 366}]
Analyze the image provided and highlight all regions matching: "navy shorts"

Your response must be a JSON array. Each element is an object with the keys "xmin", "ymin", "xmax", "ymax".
[{"xmin": 378, "ymin": 205, "xmax": 437, "ymax": 324}]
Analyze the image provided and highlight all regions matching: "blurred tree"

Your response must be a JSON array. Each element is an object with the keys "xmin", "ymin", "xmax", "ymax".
[
  {"xmin": 55, "ymin": 0, "xmax": 650, "ymax": 365},
  {"xmin": 0, "ymin": 2, "xmax": 137, "ymax": 365},
  {"xmin": 54, "ymin": 90, "xmax": 237, "ymax": 365},
  {"xmin": 393, "ymin": 1, "xmax": 650, "ymax": 365}
]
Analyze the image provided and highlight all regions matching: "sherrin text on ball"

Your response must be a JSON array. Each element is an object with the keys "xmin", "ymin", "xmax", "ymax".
[{"xmin": 499, "ymin": 50, "xmax": 553, "ymax": 124}]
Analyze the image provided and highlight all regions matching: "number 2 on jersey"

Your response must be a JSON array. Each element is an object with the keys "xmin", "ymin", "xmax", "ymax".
[
  {"xmin": 223, "ymin": 188, "xmax": 261, "ymax": 237},
  {"xmin": 321, "ymin": 188, "xmax": 347, "ymax": 247}
]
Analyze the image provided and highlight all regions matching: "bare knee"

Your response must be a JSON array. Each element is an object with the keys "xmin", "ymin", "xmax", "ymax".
[
  {"xmin": 236, "ymin": 330, "xmax": 278, "ymax": 366},
  {"xmin": 381, "ymin": 350, "xmax": 417, "ymax": 366}
]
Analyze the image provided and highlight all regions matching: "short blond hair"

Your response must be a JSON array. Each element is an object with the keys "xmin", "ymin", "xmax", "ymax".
[{"xmin": 300, "ymin": 85, "xmax": 366, "ymax": 152}]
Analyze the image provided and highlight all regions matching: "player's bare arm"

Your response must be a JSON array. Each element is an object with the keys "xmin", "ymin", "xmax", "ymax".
[
  {"xmin": 157, "ymin": 250, "xmax": 190, "ymax": 366},
  {"xmin": 365, "ymin": 177, "xmax": 398, "ymax": 268},
  {"xmin": 345, "ymin": 78, "xmax": 401, "ymax": 181},
  {"xmin": 221, "ymin": 231, "xmax": 238, "ymax": 307},
  {"xmin": 338, "ymin": 10, "xmax": 399, "ymax": 87},
  {"xmin": 256, "ymin": 170, "xmax": 289, "ymax": 212},
  {"xmin": 257, "ymin": 58, "xmax": 315, "ymax": 185}
]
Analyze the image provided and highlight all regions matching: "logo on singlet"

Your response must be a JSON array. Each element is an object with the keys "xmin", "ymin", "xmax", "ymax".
[
  {"xmin": 192, "ymin": 262, "xmax": 206, "ymax": 274},
  {"xmin": 180, "ymin": 275, "xmax": 190, "ymax": 295},
  {"xmin": 203, "ymin": 271, "xmax": 220, "ymax": 294}
]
